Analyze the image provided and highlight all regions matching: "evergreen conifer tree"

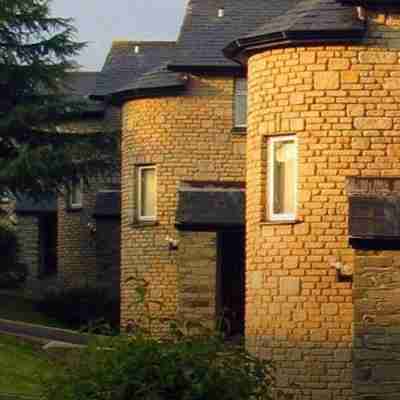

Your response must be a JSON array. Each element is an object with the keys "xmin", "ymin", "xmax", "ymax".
[{"xmin": 0, "ymin": 0, "xmax": 117, "ymax": 196}]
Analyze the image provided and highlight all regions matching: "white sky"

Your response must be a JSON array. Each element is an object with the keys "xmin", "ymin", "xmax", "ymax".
[{"xmin": 50, "ymin": 0, "xmax": 186, "ymax": 71}]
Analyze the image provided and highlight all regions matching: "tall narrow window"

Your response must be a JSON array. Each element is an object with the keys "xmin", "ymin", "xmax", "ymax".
[
  {"xmin": 138, "ymin": 166, "xmax": 156, "ymax": 221},
  {"xmin": 268, "ymin": 136, "xmax": 297, "ymax": 221},
  {"xmin": 234, "ymin": 78, "xmax": 247, "ymax": 128},
  {"xmin": 69, "ymin": 179, "xmax": 83, "ymax": 209}
]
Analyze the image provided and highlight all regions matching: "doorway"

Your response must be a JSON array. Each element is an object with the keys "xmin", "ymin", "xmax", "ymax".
[
  {"xmin": 39, "ymin": 213, "xmax": 58, "ymax": 278},
  {"xmin": 217, "ymin": 231, "xmax": 245, "ymax": 338}
]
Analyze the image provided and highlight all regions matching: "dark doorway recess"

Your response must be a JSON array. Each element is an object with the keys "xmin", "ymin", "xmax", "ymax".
[
  {"xmin": 217, "ymin": 231, "xmax": 245, "ymax": 338},
  {"xmin": 39, "ymin": 214, "xmax": 58, "ymax": 278}
]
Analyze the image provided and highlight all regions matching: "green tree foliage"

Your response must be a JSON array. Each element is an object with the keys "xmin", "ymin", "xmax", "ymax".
[
  {"xmin": 0, "ymin": 219, "xmax": 27, "ymax": 287},
  {"xmin": 0, "ymin": 0, "xmax": 117, "ymax": 196}
]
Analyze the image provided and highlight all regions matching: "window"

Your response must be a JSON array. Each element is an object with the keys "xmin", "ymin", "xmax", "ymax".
[
  {"xmin": 138, "ymin": 166, "xmax": 156, "ymax": 221},
  {"xmin": 268, "ymin": 136, "xmax": 297, "ymax": 221},
  {"xmin": 234, "ymin": 78, "xmax": 247, "ymax": 128},
  {"xmin": 69, "ymin": 179, "xmax": 83, "ymax": 209}
]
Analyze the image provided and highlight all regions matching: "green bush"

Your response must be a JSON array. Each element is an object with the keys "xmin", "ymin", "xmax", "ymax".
[
  {"xmin": 43, "ymin": 333, "xmax": 273, "ymax": 400},
  {"xmin": 36, "ymin": 287, "xmax": 120, "ymax": 329},
  {"xmin": 0, "ymin": 220, "xmax": 27, "ymax": 288}
]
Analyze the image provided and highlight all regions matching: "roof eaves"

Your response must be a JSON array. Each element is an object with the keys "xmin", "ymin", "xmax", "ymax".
[
  {"xmin": 224, "ymin": 28, "xmax": 366, "ymax": 64},
  {"xmin": 108, "ymin": 83, "xmax": 187, "ymax": 106},
  {"xmin": 339, "ymin": 0, "xmax": 400, "ymax": 8},
  {"xmin": 167, "ymin": 63, "xmax": 245, "ymax": 75}
]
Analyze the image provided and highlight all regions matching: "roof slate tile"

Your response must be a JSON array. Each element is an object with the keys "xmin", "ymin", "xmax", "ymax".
[
  {"xmin": 92, "ymin": 41, "xmax": 177, "ymax": 97},
  {"xmin": 170, "ymin": 0, "xmax": 297, "ymax": 70}
]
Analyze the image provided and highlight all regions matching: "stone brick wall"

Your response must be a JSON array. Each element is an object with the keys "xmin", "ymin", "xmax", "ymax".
[
  {"xmin": 347, "ymin": 177, "xmax": 400, "ymax": 399},
  {"xmin": 121, "ymin": 75, "xmax": 246, "ymax": 334},
  {"xmin": 246, "ymin": 11, "xmax": 400, "ymax": 400},
  {"xmin": 16, "ymin": 215, "xmax": 40, "ymax": 295},
  {"xmin": 178, "ymin": 232, "xmax": 217, "ymax": 330},
  {"xmin": 10, "ymin": 108, "xmax": 121, "ymax": 300},
  {"xmin": 56, "ymin": 108, "xmax": 121, "ymax": 295},
  {"xmin": 353, "ymin": 250, "xmax": 400, "ymax": 400},
  {"xmin": 57, "ymin": 182, "xmax": 98, "ymax": 289}
]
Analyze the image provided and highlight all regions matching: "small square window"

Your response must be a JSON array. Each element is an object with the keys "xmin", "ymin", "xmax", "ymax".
[
  {"xmin": 234, "ymin": 78, "xmax": 247, "ymax": 128},
  {"xmin": 268, "ymin": 136, "xmax": 298, "ymax": 221},
  {"xmin": 137, "ymin": 166, "xmax": 156, "ymax": 221},
  {"xmin": 69, "ymin": 179, "xmax": 83, "ymax": 209}
]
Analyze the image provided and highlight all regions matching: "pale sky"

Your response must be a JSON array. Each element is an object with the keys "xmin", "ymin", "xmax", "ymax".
[{"xmin": 50, "ymin": 0, "xmax": 187, "ymax": 71}]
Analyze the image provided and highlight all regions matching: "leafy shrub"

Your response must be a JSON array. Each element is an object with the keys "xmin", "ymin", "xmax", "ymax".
[
  {"xmin": 43, "ymin": 333, "xmax": 273, "ymax": 400},
  {"xmin": 36, "ymin": 287, "xmax": 120, "ymax": 329},
  {"xmin": 0, "ymin": 220, "xmax": 27, "ymax": 288}
]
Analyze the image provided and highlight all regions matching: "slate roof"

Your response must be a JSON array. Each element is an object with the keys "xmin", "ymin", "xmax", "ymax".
[
  {"xmin": 93, "ymin": 191, "xmax": 121, "ymax": 218},
  {"xmin": 92, "ymin": 41, "xmax": 178, "ymax": 98},
  {"xmin": 110, "ymin": 63, "xmax": 186, "ymax": 100},
  {"xmin": 176, "ymin": 182, "xmax": 245, "ymax": 230},
  {"xmin": 64, "ymin": 72, "xmax": 100, "ymax": 97},
  {"xmin": 224, "ymin": 0, "xmax": 365, "ymax": 60},
  {"xmin": 249, "ymin": 0, "xmax": 363, "ymax": 37},
  {"xmin": 169, "ymin": 0, "xmax": 297, "ymax": 70},
  {"xmin": 63, "ymin": 72, "xmax": 105, "ymax": 114},
  {"xmin": 15, "ymin": 193, "xmax": 57, "ymax": 214}
]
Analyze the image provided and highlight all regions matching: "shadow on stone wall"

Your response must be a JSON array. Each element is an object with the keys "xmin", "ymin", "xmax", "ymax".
[{"xmin": 354, "ymin": 251, "xmax": 400, "ymax": 400}]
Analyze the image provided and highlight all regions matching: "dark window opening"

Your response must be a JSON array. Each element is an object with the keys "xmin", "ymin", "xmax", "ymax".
[{"xmin": 39, "ymin": 214, "xmax": 58, "ymax": 278}]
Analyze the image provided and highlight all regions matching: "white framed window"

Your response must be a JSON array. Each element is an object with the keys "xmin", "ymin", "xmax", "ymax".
[
  {"xmin": 268, "ymin": 135, "xmax": 298, "ymax": 221},
  {"xmin": 137, "ymin": 165, "xmax": 157, "ymax": 221},
  {"xmin": 234, "ymin": 78, "xmax": 247, "ymax": 128},
  {"xmin": 69, "ymin": 179, "xmax": 83, "ymax": 209}
]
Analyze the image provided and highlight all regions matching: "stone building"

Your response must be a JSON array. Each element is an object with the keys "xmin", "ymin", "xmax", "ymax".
[
  {"xmin": 15, "ymin": 71, "xmax": 122, "ymax": 299},
  {"xmin": 102, "ymin": 0, "xmax": 400, "ymax": 399},
  {"xmin": 105, "ymin": 31, "xmax": 248, "ymax": 335},
  {"xmin": 14, "ymin": 42, "xmax": 181, "ymax": 302}
]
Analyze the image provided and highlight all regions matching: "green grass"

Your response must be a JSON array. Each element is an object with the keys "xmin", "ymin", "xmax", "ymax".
[
  {"xmin": 0, "ymin": 334, "xmax": 54, "ymax": 396},
  {"xmin": 0, "ymin": 294, "xmax": 66, "ymax": 329}
]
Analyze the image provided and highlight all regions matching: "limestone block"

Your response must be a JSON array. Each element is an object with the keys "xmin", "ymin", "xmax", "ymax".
[
  {"xmin": 290, "ymin": 92, "xmax": 305, "ymax": 105},
  {"xmin": 300, "ymin": 52, "xmax": 316, "ymax": 65},
  {"xmin": 329, "ymin": 58, "xmax": 350, "ymax": 70},
  {"xmin": 291, "ymin": 118, "xmax": 305, "ymax": 131},
  {"xmin": 312, "ymin": 390, "xmax": 332, "ymax": 400},
  {"xmin": 314, "ymin": 71, "xmax": 340, "ymax": 90},
  {"xmin": 351, "ymin": 137, "xmax": 370, "ymax": 150},
  {"xmin": 384, "ymin": 78, "xmax": 400, "ymax": 90},
  {"xmin": 334, "ymin": 349, "xmax": 352, "ymax": 362},
  {"xmin": 322, "ymin": 303, "xmax": 339, "ymax": 316},
  {"xmin": 342, "ymin": 71, "xmax": 360, "ymax": 83},
  {"xmin": 280, "ymin": 277, "xmax": 300, "ymax": 296},
  {"xmin": 347, "ymin": 104, "xmax": 365, "ymax": 117},
  {"xmin": 359, "ymin": 52, "xmax": 397, "ymax": 64},
  {"xmin": 250, "ymin": 271, "xmax": 263, "ymax": 290},
  {"xmin": 354, "ymin": 118, "xmax": 392, "ymax": 130}
]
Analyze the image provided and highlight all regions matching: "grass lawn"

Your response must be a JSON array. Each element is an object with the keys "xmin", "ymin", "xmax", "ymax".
[
  {"xmin": 0, "ymin": 334, "xmax": 55, "ymax": 396},
  {"xmin": 0, "ymin": 293, "xmax": 66, "ymax": 329}
]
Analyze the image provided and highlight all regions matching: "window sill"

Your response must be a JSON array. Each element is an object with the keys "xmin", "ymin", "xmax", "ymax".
[
  {"xmin": 261, "ymin": 219, "xmax": 302, "ymax": 226},
  {"xmin": 231, "ymin": 127, "xmax": 247, "ymax": 135},
  {"xmin": 131, "ymin": 221, "xmax": 159, "ymax": 229}
]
